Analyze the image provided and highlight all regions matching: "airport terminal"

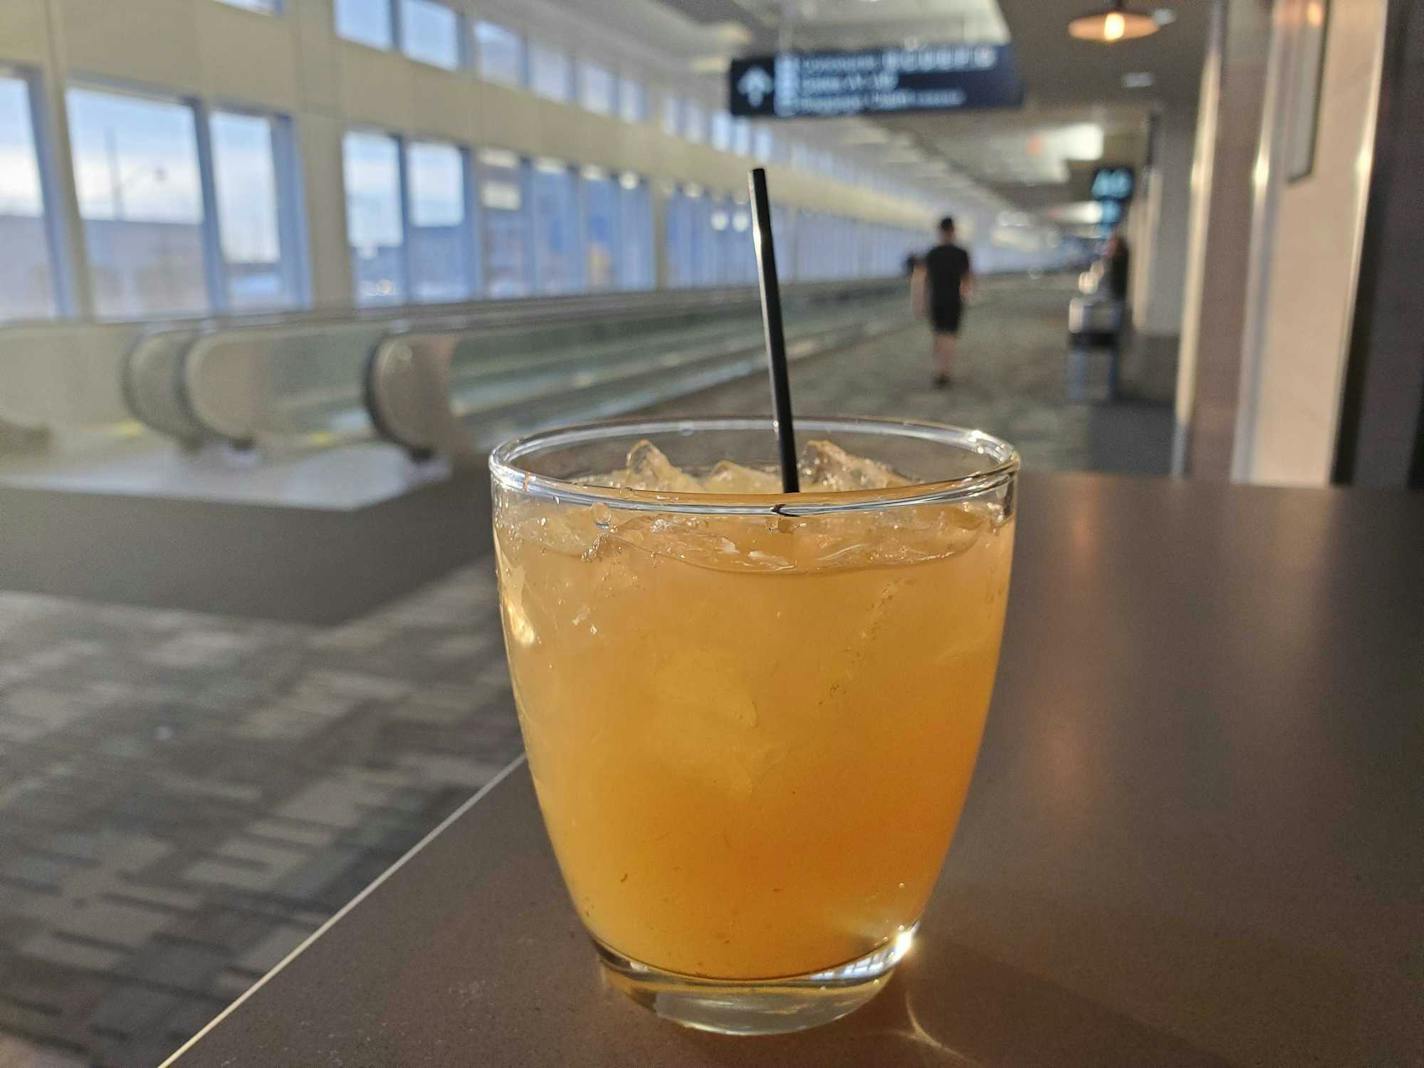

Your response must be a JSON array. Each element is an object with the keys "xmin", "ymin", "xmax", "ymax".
[{"xmin": 0, "ymin": 0, "xmax": 1419, "ymax": 1064}]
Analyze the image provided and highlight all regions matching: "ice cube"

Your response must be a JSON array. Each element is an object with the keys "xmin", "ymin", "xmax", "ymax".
[
  {"xmin": 699, "ymin": 460, "xmax": 783, "ymax": 494},
  {"xmin": 798, "ymin": 440, "xmax": 909, "ymax": 491},
  {"xmin": 604, "ymin": 440, "xmax": 703, "ymax": 492}
]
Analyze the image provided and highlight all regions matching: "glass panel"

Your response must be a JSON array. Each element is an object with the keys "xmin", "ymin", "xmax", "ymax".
[
  {"xmin": 67, "ymin": 86, "xmax": 208, "ymax": 318},
  {"xmin": 479, "ymin": 149, "xmax": 530, "ymax": 298},
  {"xmin": 407, "ymin": 140, "xmax": 471, "ymax": 302},
  {"xmin": 530, "ymin": 160, "xmax": 580, "ymax": 294},
  {"xmin": 618, "ymin": 77, "xmax": 645, "ymax": 123},
  {"xmin": 581, "ymin": 170, "xmax": 617, "ymax": 290},
  {"xmin": 474, "ymin": 21, "xmax": 523, "ymax": 85},
  {"xmin": 528, "ymin": 40, "xmax": 571, "ymax": 102},
  {"xmin": 210, "ymin": 110, "xmax": 299, "ymax": 310},
  {"xmin": 214, "ymin": 0, "xmax": 279, "ymax": 12},
  {"xmin": 400, "ymin": 0, "xmax": 460, "ymax": 70},
  {"xmin": 682, "ymin": 100, "xmax": 705, "ymax": 143},
  {"xmin": 578, "ymin": 61, "xmax": 615, "ymax": 115},
  {"xmin": 342, "ymin": 130, "xmax": 405, "ymax": 305},
  {"xmin": 731, "ymin": 118, "xmax": 751, "ymax": 156},
  {"xmin": 0, "ymin": 74, "xmax": 57, "ymax": 320},
  {"xmin": 335, "ymin": 0, "xmax": 393, "ymax": 49},
  {"xmin": 710, "ymin": 110, "xmax": 731, "ymax": 151},
  {"xmin": 752, "ymin": 125, "xmax": 774, "ymax": 162},
  {"xmin": 617, "ymin": 174, "xmax": 652, "ymax": 290}
]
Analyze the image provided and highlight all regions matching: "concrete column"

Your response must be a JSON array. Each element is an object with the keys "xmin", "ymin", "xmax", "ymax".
[
  {"xmin": 1172, "ymin": 0, "xmax": 1274, "ymax": 478},
  {"xmin": 295, "ymin": 114, "xmax": 354, "ymax": 310},
  {"xmin": 1137, "ymin": 108, "xmax": 1194, "ymax": 340}
]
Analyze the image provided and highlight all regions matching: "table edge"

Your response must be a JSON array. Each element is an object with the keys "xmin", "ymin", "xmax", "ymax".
[{"xmin": 159, "ymin": 754, "xmax": 530, "ymax": 1066}]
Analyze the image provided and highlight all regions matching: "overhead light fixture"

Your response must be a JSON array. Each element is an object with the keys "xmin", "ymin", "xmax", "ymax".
[
  {"xmin": 1068, "ymin": 1, "xmax": 1159, "ymax": 42},
  {"xmin": 1122, "ymin": 71, "xmax": 1155, "ymax": 88}
]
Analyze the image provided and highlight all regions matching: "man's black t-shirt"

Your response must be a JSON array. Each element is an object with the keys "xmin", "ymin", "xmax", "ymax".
[{"xmin": 924, "ymin": 243, "xmax": 971, "ymax": 310}]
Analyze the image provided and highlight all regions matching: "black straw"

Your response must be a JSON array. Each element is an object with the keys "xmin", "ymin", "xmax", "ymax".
[{"xmin": 748, "ymin": 168, "xmax": 799, "ymax": 493}]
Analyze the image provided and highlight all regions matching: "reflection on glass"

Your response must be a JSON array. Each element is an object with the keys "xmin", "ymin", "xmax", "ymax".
[
  {"xmin": 480, "ymin": 149, "xmax": 530, "ymax": 298},
  {"xmin": 343, "ymin": 130, "xmax": 405, "ymax": 305},
  {"xmin": 334, "ymin": 0, "xmax": 393, "ymax": 50},
  {"xmin": 0, "ymin": 74, "xmax": 57, "ymax": 320},
  {"xmin": 530, "ymin": 159, "xmax": 580, "ymax": 294},
  {"xmin": 400, "ymin": 0, "xmax": 460, "ymax": 70},
  {"xmin": 67, "ymin": 86, "xmax": 208, "ymax": 317},
  {"xmin": 474, "ymin": 21, "xmax": 524, "ymax": 85},
  {"xmin": 210, "ymin": 111, "xmax": 299, "ymax": 310},
  {"xmin": 407, "ymin": 140, "xmax": 470, "ymax": 302}
]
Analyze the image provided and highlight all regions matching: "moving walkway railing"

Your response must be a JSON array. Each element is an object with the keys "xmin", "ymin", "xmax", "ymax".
[{"xmin": 1, "ymin": 279, "xmax": 907, "ymax": 459}]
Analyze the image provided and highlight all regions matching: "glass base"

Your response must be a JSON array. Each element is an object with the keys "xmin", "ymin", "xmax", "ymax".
[{"xmin": 594, "ymin": 925, "xmax": 916, "ymax": 1036}]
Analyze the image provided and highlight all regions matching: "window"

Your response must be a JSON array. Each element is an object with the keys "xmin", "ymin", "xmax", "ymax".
[
  {"xmin": 400, "ymin": 0, "xmax": 460, "ymax": 70},
  {"xmin": 731, "ymin": 118, "xmax": 751, "ymax": 157},
  {"xmin": 342, "ymin": 131, "xmax": 405, "ymax": 305},
  {"xmin": 618, "ymin": 77, "xmax": 645, "ymax": 123},
  {"xmin": 581, "ymin": 167, "xmax": 617, "ymax": 290},
  {"xmin": 530, "ymin": 158, "xmax": 580, "ymax": 293},
  {"xmin": 210, "ymin": 110, "xmax": 302, "ymax": 310},
  {"xmin": 68, "ymin": 87, "xmax": 208, "ymax": 318},
  {"xmin": 665, "ymin": 185, "xmax": 711, "ymax": 286},
  {"xmin": 479, "ymin": 149, "xmax": 530, "ymax": 298},
  {"xmin": 578, "ymin": 61, "xmax": 615, "ymax": 115},
  {"xmin": 335, "ymin": 0, "xmax": 393, "ymax": 49},
  {"xmin": 0, "ymin": 73, "xmax": 58, "ymax": 320},
  {"xmin": 682, "ymin": 100, "xmax": 705, "ymax": 144},
  {"xmin": 406, "ymin": 140, "xmax": 473, "ymax": 302},
  {"xmin": 528, "ymin": 40, "xmax": 571, "ymax": 102},
  {"xmin": 617, "ymin": 173, "xmax": 652, "ymax": 290},
  {"xmin": 752, "ymin": 125, "xmax": 774, "ymax": 162},
  {"xmin": 474, "ymin": 21, "xmax": 523, "ymax": 86},
  {"xmin": 215, "ymin": 0, "xmax": 279, "ymax": 12},
  {"xmin": 660, "ymin": 94, "xmax": 679, "ymax": 136},
  {"xmin": 710, "ymin": 110, "xmax": 732, "ymax": 151}
]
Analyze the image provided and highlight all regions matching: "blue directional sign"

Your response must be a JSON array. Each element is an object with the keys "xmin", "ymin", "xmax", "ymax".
[
  {"xmin": 1090, "ymin": 166, "xmax": 1136, "ymax": 202},
  {"xmin": 729, "ymin": 44, "xmax": 1024, "ymax": 119}
]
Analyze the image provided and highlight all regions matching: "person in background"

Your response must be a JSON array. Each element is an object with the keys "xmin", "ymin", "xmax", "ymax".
[
  {"xmin": 915, "ymin": 216, "xmax": 974, "ymax": 388},
  {"xmin": 1104, "ymin": 230, "xmax": 1131, "ymax": 303}
]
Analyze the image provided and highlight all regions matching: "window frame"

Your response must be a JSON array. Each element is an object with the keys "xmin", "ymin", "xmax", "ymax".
[
  {"xmin": 397, "ymin": 0, "xmax": 465, "ymax": 71},
  {"xmin": 0, "ymin": 64, "xmax": 73, "ymax": 319},
  {"xmin": 205, "ymin": 104, "xmax": 308, "ymax": 311},
  {"xmin": 342, "ymin": 126, "xmax": 411, "ymax": 306},
  {"xmin": 404, "ymin": 137, "xmax": 479, "ymax": 303}
]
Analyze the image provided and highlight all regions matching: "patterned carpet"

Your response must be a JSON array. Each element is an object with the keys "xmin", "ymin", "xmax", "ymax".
[{"xmin": 0, "ymin": 274, "xmax": 1173, "ymax": 1066}]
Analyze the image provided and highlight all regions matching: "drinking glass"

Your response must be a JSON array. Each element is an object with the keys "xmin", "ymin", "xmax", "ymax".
[{"xmin": 490, "ymin": 416, "xmax": 1018, "ymax": 1034}]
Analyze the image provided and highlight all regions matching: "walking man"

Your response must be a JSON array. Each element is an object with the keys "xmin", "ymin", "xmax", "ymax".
[{"xmin": 915, "ymin": 216, "xmax": 974, "ymax": 388}]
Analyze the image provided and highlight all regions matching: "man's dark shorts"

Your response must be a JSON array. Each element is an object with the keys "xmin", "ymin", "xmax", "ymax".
[{"xmin": 931, "ymin": 300, "xmax": 964, "ymax": 335}]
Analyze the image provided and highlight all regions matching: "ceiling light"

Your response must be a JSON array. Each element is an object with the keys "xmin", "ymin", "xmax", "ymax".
[
  {"xmin": 1068, "ymin": 1, "xmax": 1159, "ymax": 42},
  {"xmin": 1122, "ymin": 71, "xmax": 1155, "ymax": 88}
]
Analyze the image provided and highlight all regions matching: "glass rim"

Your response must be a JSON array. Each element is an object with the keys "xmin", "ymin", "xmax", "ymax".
[{"xmin": 488, "ymin": 416, "xmax": 1019, "ymax": 516}]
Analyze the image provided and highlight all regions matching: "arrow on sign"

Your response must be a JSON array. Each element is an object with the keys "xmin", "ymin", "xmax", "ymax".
[{"xmin": 737, "ymin": 66, "xmax": 773, "ymax": 107}]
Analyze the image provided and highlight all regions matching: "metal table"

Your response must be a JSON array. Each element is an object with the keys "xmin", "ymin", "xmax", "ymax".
[{"xmin": 168, "ymin": 473, "xmax": 1424, "ymax": 1066}]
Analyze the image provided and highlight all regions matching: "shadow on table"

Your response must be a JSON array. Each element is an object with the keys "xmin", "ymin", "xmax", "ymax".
[{"xmin": 677, "ymin": 935, "xmax": 1228, "ymax": 1068}]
